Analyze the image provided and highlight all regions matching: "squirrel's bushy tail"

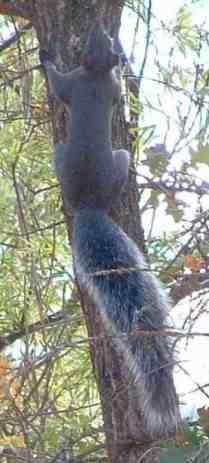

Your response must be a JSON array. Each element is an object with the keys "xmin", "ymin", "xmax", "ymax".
[{"xmin": 73, "ymin": 207, "xmax": 180, "ymax": 437}]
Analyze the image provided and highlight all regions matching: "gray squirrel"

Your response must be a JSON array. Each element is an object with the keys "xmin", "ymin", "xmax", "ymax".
[{"xmin": 40, "ymin": 23, "xmax": 180, "ymax": 437}]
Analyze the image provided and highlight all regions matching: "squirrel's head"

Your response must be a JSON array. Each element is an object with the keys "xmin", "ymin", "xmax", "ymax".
[{"xmin": 82, "ymin": 23, "xmax": 119, "ymax": 72}]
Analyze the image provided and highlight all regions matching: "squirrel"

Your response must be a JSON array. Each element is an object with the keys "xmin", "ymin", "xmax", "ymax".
[
  {"xmin": 39, "ymin": 23, "xmax": 180, "ymax": 437},
  {"xmin": 39, "ymin": 24, "xmax": 129, "ymax": 210}
]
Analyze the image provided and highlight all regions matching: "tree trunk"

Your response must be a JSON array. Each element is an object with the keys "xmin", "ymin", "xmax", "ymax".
[{"xmin": 0, "ymin": 1, "xmax": 160, "ymax": 461}]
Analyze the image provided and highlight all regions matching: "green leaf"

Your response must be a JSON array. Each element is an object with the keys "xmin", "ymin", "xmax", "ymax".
[
  {"xmin": 191, "ymin": 146, "xmax": 209, "ymax": 165},
  {"xmin": 160, "ymin": 448, "xmax": 194, "ymax": 463},
  {"xmin": 143, "ymin": 145, "xmax": 169, "ymax": 175},
  {"xmin": 165, "ymin": 198, "xmax": 184, "ymax": 223}
]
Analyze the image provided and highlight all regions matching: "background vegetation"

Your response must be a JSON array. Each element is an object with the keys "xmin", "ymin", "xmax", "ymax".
[{"xmin": 0, "ymin": 0, "xmax": 209, "ymax": 461}]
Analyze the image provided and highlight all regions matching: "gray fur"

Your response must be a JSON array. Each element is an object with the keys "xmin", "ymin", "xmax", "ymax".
[
  {"xmin": 73, "ymin": 208, "xmax": 179, "ymax": 437},
  {"xmin": 40, "ymin": 29, "xmax": 128, "ymax": 209},
  {"xmin": 40, "ymin": 23, "xmax": 180, "ymax": 437}
]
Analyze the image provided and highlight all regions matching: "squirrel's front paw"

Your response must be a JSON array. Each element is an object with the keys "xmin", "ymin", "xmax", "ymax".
[{"xmin": 39, "ymin": 49, "xmax": 52, "ymax": 66}]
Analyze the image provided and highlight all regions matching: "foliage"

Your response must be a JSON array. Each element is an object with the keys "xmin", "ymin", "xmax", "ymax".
[
  {"xmin": 0, "ymin": 18, "xmax": 102, "ymax": 461},
  {"xmin": 0, "ymin": 0, "xmax": 209, "ymax": 460}
]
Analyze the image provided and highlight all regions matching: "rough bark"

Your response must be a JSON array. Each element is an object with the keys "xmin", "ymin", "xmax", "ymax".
[{"xmin": 0, "ymin": 1, "xmax": 163, "ymax": 462}]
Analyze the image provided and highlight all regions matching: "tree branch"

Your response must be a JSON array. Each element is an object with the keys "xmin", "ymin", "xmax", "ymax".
[
  {"xmin": 0, "ymin": 22, "xmax": 32, "ymax": 53},
  {"xmin": 170, "ymin": 272, "xmax": 209, "ymax": 304},
  {"xmin": 138, "ymin": 0, "xmax": 152, "ymax": 93},
  {"xmin": 0, "ymin": 310, "xmax": 80, "ymax": 352}
]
